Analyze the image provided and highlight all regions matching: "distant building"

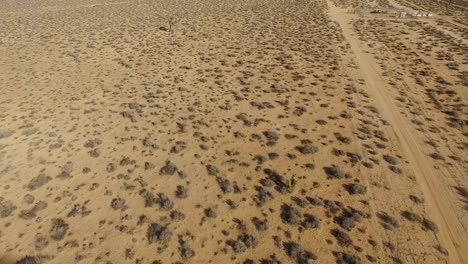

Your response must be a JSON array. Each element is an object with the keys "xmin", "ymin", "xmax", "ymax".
[
  {"xmin": 367, "ymin": 7, "xmax": 433, "ymax": 18},
  {"xmin": 411, "ymin": 11, "xmax": 433, "ymax": 17}
]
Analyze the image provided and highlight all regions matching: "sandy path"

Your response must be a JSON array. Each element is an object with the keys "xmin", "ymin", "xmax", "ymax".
[{"xmin": 327, "ymin": 1, "xmax": 468, "ymax": 263}]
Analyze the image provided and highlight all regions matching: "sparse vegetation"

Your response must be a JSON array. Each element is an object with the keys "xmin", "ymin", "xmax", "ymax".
[{"xmin": 0, "ymin": 0, "xmax": 463, "ymax": 263}]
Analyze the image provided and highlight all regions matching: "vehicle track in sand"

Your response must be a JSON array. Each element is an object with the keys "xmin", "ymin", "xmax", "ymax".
[{"xmin": 327, "ymin": 1, "xmax": 467, "ymax": 263}]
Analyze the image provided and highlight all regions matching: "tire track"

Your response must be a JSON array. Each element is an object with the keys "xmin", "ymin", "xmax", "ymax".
[{"xmin": 327, "ymin": 1, "xmax": 467, "ymax": 263}]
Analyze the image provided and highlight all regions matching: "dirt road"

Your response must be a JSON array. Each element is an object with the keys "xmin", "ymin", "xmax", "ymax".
[{"xmin": 327, "ymin": 1, "xmax": 468, "ymax": 263}]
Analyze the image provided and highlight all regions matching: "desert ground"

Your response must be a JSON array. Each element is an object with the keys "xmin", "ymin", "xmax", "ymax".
[{"xmin": 0, "ymin": 0, "xmax": 466, "ymax": 263}]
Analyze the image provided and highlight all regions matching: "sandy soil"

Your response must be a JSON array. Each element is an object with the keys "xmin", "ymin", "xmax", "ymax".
[
  {"xmin": 0, "ymin": 0, "xmax": 466, "ymax": 264},
  {"xmin": 328, "ymin": 2, "xmax": 467, "ymax": 263}
]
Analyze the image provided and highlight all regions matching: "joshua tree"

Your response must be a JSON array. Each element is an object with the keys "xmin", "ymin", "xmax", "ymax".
[
  {"xmin": 169, "ymin": 17, "xmax": 176, "ymax": 32},
  {"xmin": 284, "ymin": 175, "xmax": 298, "ymax": 192}
]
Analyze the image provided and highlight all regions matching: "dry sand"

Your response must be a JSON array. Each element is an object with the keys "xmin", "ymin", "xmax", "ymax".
[{"xmin": 0, "ymin": 0, "xmax": 466, "ymax": 264}]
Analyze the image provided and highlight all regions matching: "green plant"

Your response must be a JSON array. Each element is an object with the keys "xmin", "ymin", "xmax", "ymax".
[{"xmin": 284, "ymin": 175, "xmax": 298, "ymax": 192}]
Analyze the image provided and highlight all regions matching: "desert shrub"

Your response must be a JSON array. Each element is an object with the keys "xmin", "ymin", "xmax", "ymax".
[
  {"xmin": 206, "ymin": 164, "xmax": 219, "ymax": 176},
  {"xmin": 233, "ymin": 218, "xmax": 248, "ymax": 231},
  {"xmin": 147, "ymin": 223, "xmax": 172, "ymax": 244},
  {"xmin": 293, "ymin": 197, "xmax": 310, "ymax": 208},
  {"xmin": 295, "ymin": 144, "xmax": 319, "ymax": 154},
  {"xmin": 316, "ymin": 119, "xmax": 327, "ymax": 125},
  {"xmin": 345, "ymin": 183, "xmax": 367, "ymax": 195},
  {"xmin": 142, "ymin": 137, "xmax": 159, "ymax": 148},
  {"xmin": 260, "ymin": 178, "xmax": 275, "ymax": 187},
  {"xmin": 389, "ymin": 166, "xmax": 403, "ymax": 174},
  {"xmin": 217, "ymin": 177, "xmax": 233, "ymax": 193},
  {"xmin": 111, "ymin": 198, "xmax": 126, "ymax": 210},
  {"xmin": 436, "ymin": 76, "xmax": 451, "ymax": 85},
  {"xmin": 409, "ymin": 195, "xmax": 424, "ymax": 204},
  {"xmin": 422, "ymin": 218, "xmax": 438, "ymax": 232},
  {"xmin": 362, "ymin": 161, "xmax": 374, "ymax": 168},
  {"xmin": 324, "ymin": 199, "xmax": 344, "ymax": 215},
  {"xmin": 331, "ymin": 229, "xmax": 353, "ymax": 247},
  {"xmin": 144, "ymin": 162, "xmax": 155, "ymax": 170},
  {"xmin": 255, "ymin": 186, "xmax": 275, "ymax": 206},
  {"xmin": 359, "ymin": 126, "xmax": 373, "ymax": 138},
  {"xmin": 260, "ymin": 254, "xmax": 283, "ymax": 264},
  {"xmin": 283, "ymin": 242, "xmax": 317, "ymax": 264},
  {"xmin": 378, "ymin": 212, "xmax": 400, "ymax": 229},
  {"xmin": 156, "ymin": 193, "xmax": 173, "ymax": 210},
  {"xmin": 16, "ymin": 256, "xmax": 49, "ymax": 264},
  {"xmin": 332, "ymin": 148, "xmax": 344, "ymax": 156},
  {"xmin": 375, "ymin": 143, "xmax": 386, "ymax": 149},
  {"xmin": 20, "ymin": 201, "xmax": 49, "ymax": 219},
  {"xmin": 302, "ymin": 214, "xmax": 321, "ymax": 229},
  {"xmin": 119, "ymin": 156, "xmax": 134, "ymax": 166},
  {"xmin": 285, "ymin": 134, "xmax": 298, "ymax": 139},
  {"xmin": 50, "ymin": 218, "xmax": 69, "ymax": 241},
  {"xmin": 293, "ymin": 106, "xmax": 307, "ymax": 116},
  {"xmin": 178, "ymin": 170, "xmax": 187, "ymax": 178},
  {"xmin": 160, "ymin": 161, "xmax": 177, "ymax": 175},
  {"xmin": 383, "ymin": 155, "xmax": 399, "ymax": 165},
  {"xmin": 324, "ymin": 165, "xmax": 350, "ymax": 179},
  {"xmin": 347, "ymin": 152, "xmax": 362, "ymax": 164},
  {"xmin": 179, "ymin": 240, "xmax": 195, "ymax": 259},
  {"xmin": 368, "ymin": 239, "xmax": 378, "ymax": 248},
  {"xmin": 88, "ymin": 148, "xmax": 101, "ymax": 157},
  {"xmin": 66, "ymin": 203, "xmax": 89, "ymax": 218},
  {"xmin": 306, "ymin": 197, "xmax": 324, "ymax": 206},
  {"xmin": 263, "ymin": 130, "xmax": 280, "ymax": 145},
  {"xmin": 435, "ymin": 244, "xmax": 448, "ymax": 255},
  {"xmin": 334, "ymin": 251, "xmax": 362, "ymax": 264},
  {"xmin": 461, "ymin": 71, "xmax": 468, "ymax": 86},
  {"xmin": 383, "ymin": 241, "xmax": 396, "ymax": 252},
  {"xmin": 35, "ymin": 233, "xmax": 48, "ymax": 250},
  {"xmin": 239, "ymin": 233, "xmax": 258, "ymax": 248},
  {"xmin": 27, "ymin": 175, "xmax": 52, "ymax": 190},
  {"xmin": 233, "ymin": 131, "xmax": 246, "ymax": 138},
  {"xmin": 420, "ymin": 69, "xmax": 432, "ymax": 76},
  {"xmin": 415, "ymin": 77, "xmax": 425, "ymax": 86},
  {"xmin": 175, "ymin": 185, "xmax": 188, "ymax": 199},
  {"xmin": 340, "ymin": 111, "xmax": 353, "ymax": 119},
  {"xmin": 228, "ymin": 240, "xmax": 247, "ymax": 253},
  {"xmin": 281, "ymin": 204, "xmax": 302, "ymax": 225},
  {"xmin": 401, "ymin": 211, "xmax": 422, "ymax": 223},
  {"xmin": 345, "ymin": 84, "xmax": 357, "ymax": 93},
  {"xmin": 336, "ymin": 209, "xmax": 364, "ymax": 231},
  {"xmin": 226, "ymin": 199, "xmax": 239, "ymax": 209},
  {"xmin": 254, "ymin": 155, "xmax": 268, "ymax": 164},
  {"xmin": 170, "ymin": 210, "xmax": 185, "ymax": 221},
  {"xmin": 253, "ymin": 217, "xmax": 269, "ymax": 231},
  {"xmin": 374, "ymin": 130, "xmax": 388, "ymax": 141},
  {"xmin": 268, "ymin": 152, "xmax": 279, "ymax": 160},
  {"xmin": 335, "ymin": 133, "xmax": 352, "ymax": 144},
  {"xmin": 204, "ymin": 207, "xmax": 217, "ymax": 218},
  {"xmin": 23, "ymin": 195, "xmax": 34, "ymax": 204},
  {"xmin": 0, "ymin": 200, "xmax": 17, "ymax": 218},
  {"xmin": 454, "ymin": 186, "xmax": 468, "ymax": 198},
  {"xmin": 429, "ymin": 153, "xmax": 445, "ymax": 160}
]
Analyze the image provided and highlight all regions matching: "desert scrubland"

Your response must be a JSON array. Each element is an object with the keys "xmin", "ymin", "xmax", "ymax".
[{"xmin": 0, "ymin": 0, "xmax": 466, "ymax": 263}]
